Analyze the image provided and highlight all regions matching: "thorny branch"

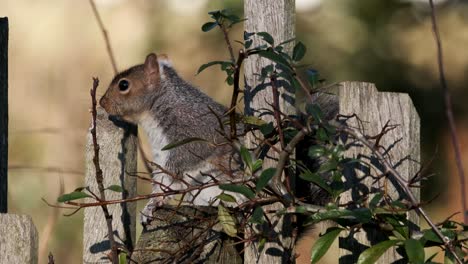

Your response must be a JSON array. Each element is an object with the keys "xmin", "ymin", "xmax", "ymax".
[
  {"xmin": 428, "ymin": 0, "xmax": 467, "ymax": 225},
  {"xmin": 341, "ymin": 124, "xmax": 464, "ymax": 264},
  {"xmin": 219, "ymin": 23, "xmax": 236, "ymax": 64},
  {"xmin": 90, "ymin": 78, "xmax": 119, "ymax": 264},
  {"xmin": 59, "ymin": 177, "xmax": 252, "ymax": 208},
  {"xmin": 230, "ymin": 50, "xmax": 245, "ymax": 140}
]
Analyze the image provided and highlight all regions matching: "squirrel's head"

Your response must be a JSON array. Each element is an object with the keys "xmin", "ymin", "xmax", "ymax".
[{"xmin": 99, "ymin": 53, "xmax": 170, "ymax": 123}]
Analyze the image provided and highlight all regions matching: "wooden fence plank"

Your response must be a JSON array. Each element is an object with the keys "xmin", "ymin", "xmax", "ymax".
[
  {"xmin": 243, "ymin": 1, "xmax": 296, "ymax": 263},
  {"xmin": 0, "ymin": 214, "xmax": 38, "ymax": 264},
  {"xmin": 337, "ymin": 82, "xmax": 420, "ymax": 263},
  {"xmin": 83, "ymin": 108, "xmax": 137, "ymax": 263},
  {"xmin": 0, "ymin": 17, "xmax": 8, "ymax": 213}
]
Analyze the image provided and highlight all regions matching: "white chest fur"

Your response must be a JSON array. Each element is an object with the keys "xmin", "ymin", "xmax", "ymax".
[{"xmin": 138, "ymin": 112, "xmax": 170, "ymax": 167}]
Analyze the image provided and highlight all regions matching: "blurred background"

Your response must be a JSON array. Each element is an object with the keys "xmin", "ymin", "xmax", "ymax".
[{"xmin": 1, "ymin": 0, "xmax": 467, "ymax": 263}]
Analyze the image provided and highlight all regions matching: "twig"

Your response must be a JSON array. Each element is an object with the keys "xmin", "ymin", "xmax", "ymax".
[
  {"xmin": 90, "ymin": 78, "xmax": 118, "ymax": 264},
  {"xmin": 230, "ymin": 50, "xmax": 245, "ymax": 139},
  {"xmin": 48, "ymin": 252, "xmax": 55, "ymax": 264},
  {"xmin": 428, "ymin": 0, "xmax": 467, "ymax": 225},
  {"xmin": 59, "ymin": 177, "xmax": 252, "ymax": 208},
  {"xmin": 89, "ymin": 0, "xmax": 118, "ymax": 74},
  {"xmin": 269, "ymin": 126, "xmax": 310, "ymax": 205},
  {"xmin": 39, "ymin": 177, "xmax": 63, "ymax": 262},
  {"xmin": 219, "ymin": 23, "xmax": 235, "ymax": 63}
]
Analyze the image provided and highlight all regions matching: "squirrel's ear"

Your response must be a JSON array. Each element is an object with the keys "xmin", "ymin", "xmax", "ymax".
[{"xmin": 144, "ymin": 53, "xmax": 160, "ymax": 82}]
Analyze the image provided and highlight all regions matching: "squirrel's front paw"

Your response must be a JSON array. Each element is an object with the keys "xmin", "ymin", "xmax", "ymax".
[{"xmin": 140, "ymin": 197, "xmax": 165, "ymax": 227}]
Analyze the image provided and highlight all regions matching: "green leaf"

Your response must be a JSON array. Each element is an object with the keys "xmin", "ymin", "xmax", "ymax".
[
  {"xmin": 259, "ymin": 122, "xmax": 275, "ymax": 136},
  {"xmin": 306, "ymin": 104, "xmax": 324, "ymax": 123},
  {"xmin": 240, "ymin": 146, "xmax": 253, "ymax": 170},
  {"xmin": 258, "ymin": 50, "xmax": 291, "ymax": 69},
  {"xmin": 256, "ymin": 168, "xmax": 276, "ymax": 192},
  {"xmin": 291, "ymin": 76, "xmax": 302, "ymax": 92},
  {"xmin": 226, "ymin": 75, "xmax": 234, "ymax": 85},
  {"xmin": 106, "ymin": 185, "xmax": 123, "ymax": 193},
  {"xmin": 444, "ymin": 249, "xmax": 455, "ymax": 264},
  {"xmin": 292, "ymin": 41, "xmax": 306, "ymax": 61},
  {"xmin": 249, "ymin": 207, "xmax": 264, "ymax": 224},
  {"xmin": 318, "ymin": 159, "xmax": 338, "ymax": 173},
  {"xmin": 219, "ymin": 184, "xmax": 255, "ymax": 199},
  {"xmin": 218, "ymin": 204, "xmax": 238, "ymax": 237},
  {"xmin": 307, "ymin": 208, "xmax": 371, "ymax": 225},
  {"xmin": 423, "ymin": 229, "xmax": 443, "ymax": 244},
  {"xmin": 217, "ymin": 193, "xmax": 237, "ymax": 203},
  {"xmin": 308, "ymin": 145, "xmax": 326, "ymax": 159},
  {"xmin": 119, "ymin": 252, "xmax": 127, "ymax": 264},
  {"xmin": 161, "ymin": 137, "xmax": 207, "ymax": 151},
  {"xmin": 244, "ymin": 31, "xmax": 255, "ymax": 40},
  {"xmin": 357, "ymin": 240, "xmax": 401, "ymax": 264},
  {"xmin": 310, "ymin": 228, "xmax": 343, "ymax": 263},
  {"xmin": 317, "ymin": 127, "xmax": 329, "ymax": 141},
  {"xmin": 245, "ymin": 39, "xmax": 253, "ymax": 49},
  {"xmin": 299, "ymin": 170, "xmax": 332, "ymax": 194},
  {"xmin": 258, "ymin": 237, "xmax": 267, "ymax": 253},
  {"xmin": 404, "ymin": 239, "xmax": 425, "ymax": 264},
  {"xmin": 307, "ymin": 209, "xmax": 352, "ymax": 224},
  {"xmin": 243, "ymin": 116, "xmax": 266, "ymax": 126},
  {"xmin": 369, "ymin": 192, "xmax": 383, "ymax": 210},
  {"xmin": 201, "ymin": 21, "xmax": 218, "ymax": 32},
  {"xmin": 208, "ymin": 10, "xmax": 222, "ymax": 20},
  {"xmin": 252, "ymin": 159, "xmax": 263, "ymax": 173},
  {"xmin": 57, "ymin": 191, "xmax": 91, "ymax": 203},
  {"xmin": 260, "ymin": 64, "xmax": 274, "ymax": 79},
  {"xmin": 256, "ymin": 32, "xmax": 274, "ymax": 45},
  {"xmin": 351, "ymin": 208, "xmax": 373, "ymax": 223},
  {"xmin": 197, "ymin": 61, "xmax": 232, "ymax": 74},
  {"xmin": 306, "ymin": 69, "xmax": 320, "ymax": 86}
]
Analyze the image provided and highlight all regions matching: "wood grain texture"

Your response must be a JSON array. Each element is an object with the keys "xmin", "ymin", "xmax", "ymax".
[
  {"xmin": 132, "ymin": 206, "xmax": 242, "ymax": 263},
  {"xmin": 244, "ymin": 1, "xmax": 296, "ymax": 263},
  {"xmin": 0, "ymin": 214, "xmax": 38, "ymax": 264},
  {"xmin": 0, "ymin": 17, "xmax": 8, "ymax": 213},
  {"xmin": 337, "ymin": 82, "xmax": 420, "ymax": 263},
  {"xmin": 83, "ymin": 108, "xmax": 137, "ymax": 263}
]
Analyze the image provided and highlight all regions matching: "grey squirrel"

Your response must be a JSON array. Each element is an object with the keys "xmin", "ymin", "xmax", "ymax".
[
  {"xmin": 99, "ymin": 52, "xmax": 335, "ymax": 229},
  {"xmin": 99, "ymin": 53, "xmax": 241, "ymax": 225}
]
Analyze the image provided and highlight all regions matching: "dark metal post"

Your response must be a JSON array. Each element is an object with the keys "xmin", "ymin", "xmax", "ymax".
[{"xmin": 0, "ymin": 17, "xmax": 9, "ymax": 213}]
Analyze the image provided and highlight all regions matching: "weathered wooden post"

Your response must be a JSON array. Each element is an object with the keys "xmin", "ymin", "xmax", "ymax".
[
  {"xmin": 83, "ymin": 108, "xmax": 137, "ymax": 263},
  {"xmin": 244, "ymin": 0, "xmax": 296, "ymax": 263},
  {"xmin": 337, "ymin": 82, "xmax": 420, "ymax": 263},
  {"xmin": 132, "ymin": 206, "xmax": 242, "ymax": 263},
  {"xmin": 0, "ymin": 17, "xmax": 8, "ymax": 214},
  {"xmin": 0, "ymin": 17, "xmax": 39, "ymax": 264}
]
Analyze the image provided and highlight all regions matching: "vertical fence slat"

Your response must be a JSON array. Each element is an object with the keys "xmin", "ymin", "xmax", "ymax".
[
  {"xmin": 244, "ymin": 1, "xmax": 296, "ymax": 263},
  {"xmin": 0, "ymin": 17, "xmax": 8, "ymax": 214},
  {"xmin": 83, "ymin": 108, "xmax": 137, "ymax": 263},
  {"xmin": 337, "ymin": 82, "xmax": 420, "ymax": 263}
]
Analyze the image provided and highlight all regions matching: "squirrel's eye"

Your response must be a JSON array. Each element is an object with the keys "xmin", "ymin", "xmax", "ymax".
[{"xmin": 118, "ymin": 80, "xmax": 130, "ymax": 92}]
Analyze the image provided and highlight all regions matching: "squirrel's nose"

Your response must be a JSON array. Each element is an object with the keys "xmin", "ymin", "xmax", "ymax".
[{"xmin": 99, "ymin": 96, "xmax": 107, "ymax": 109}]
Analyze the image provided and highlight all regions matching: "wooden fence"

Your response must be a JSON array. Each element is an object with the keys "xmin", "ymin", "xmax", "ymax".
[{"xmin": 0, "ymin": 2, "xmax": 421, "ymax": 263}]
